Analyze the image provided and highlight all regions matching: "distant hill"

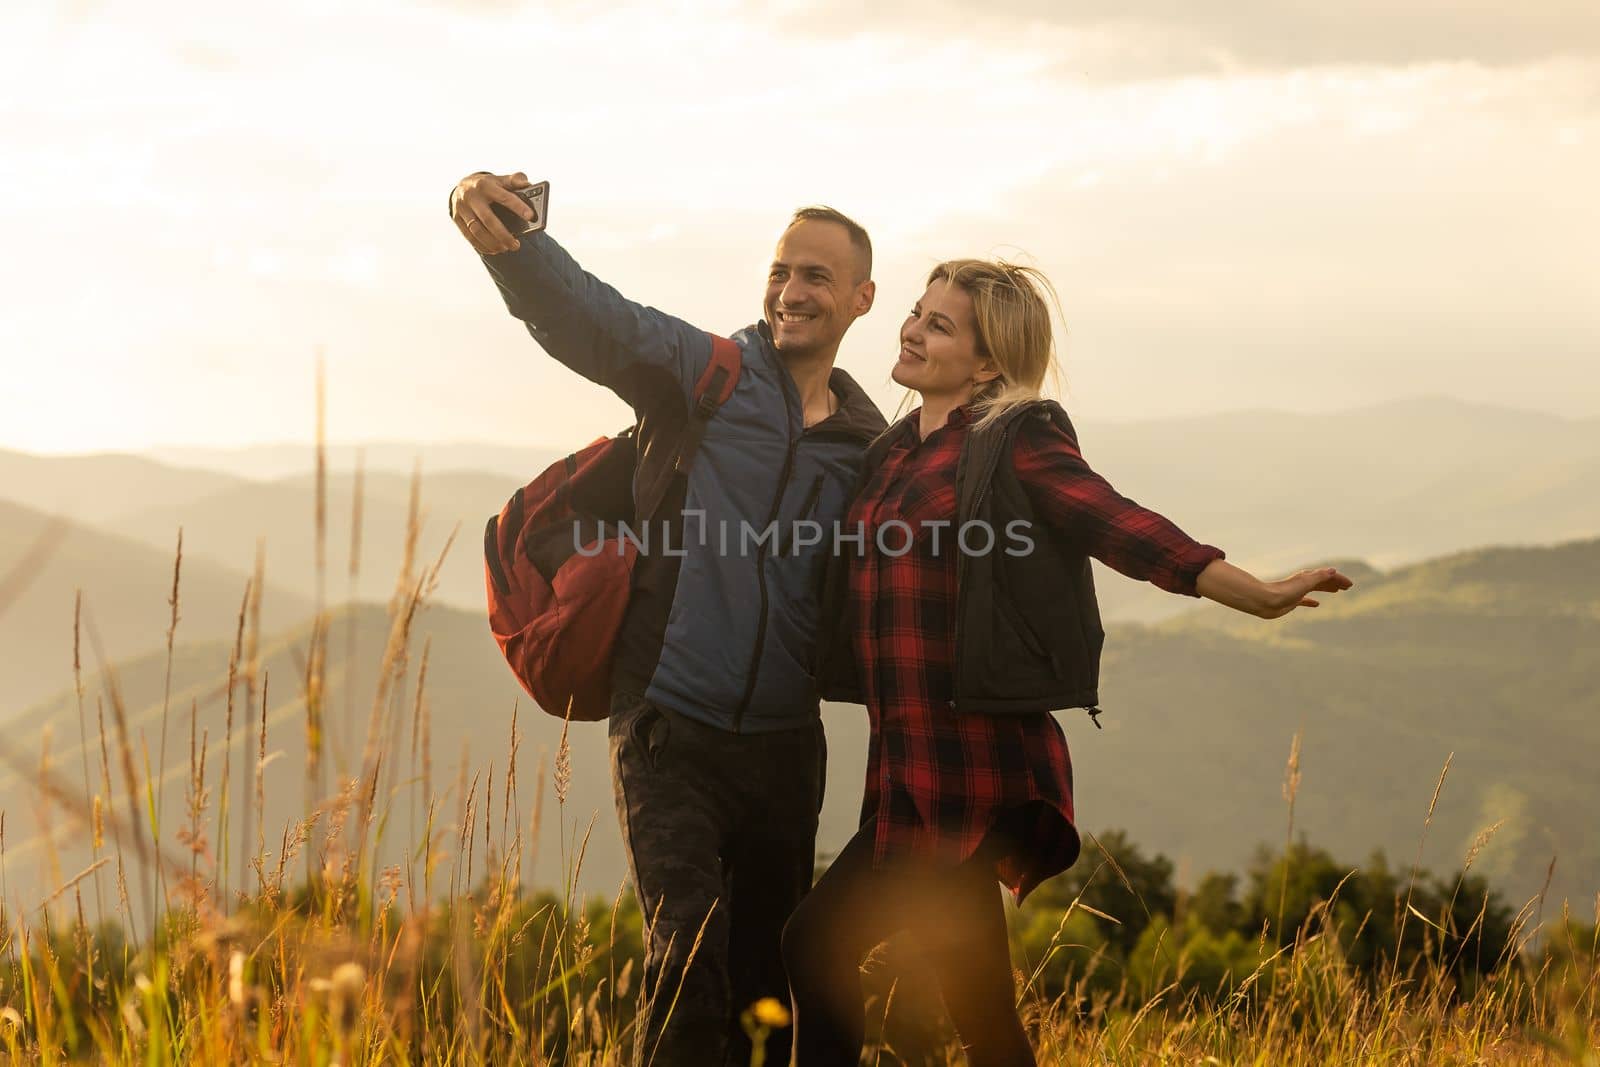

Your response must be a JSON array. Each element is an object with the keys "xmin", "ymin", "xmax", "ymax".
[
  {"xmin": 109, "ymin": 468, "xmax": 518, "ymax": 616},
  {"xmin": 0, "ymin": 448, "xmax": 243, "ymax": 528},
  {"xmin": 1067, "ymin": 395, "xmax": 1600, "ymax": 623},
  {"xmin": 1095, "ymin": 535, "xmax": 1600, "ymax": 909},
  {"xmin": 1, "ymin": 600, "xmax": 609, "ymax": 920},
  {"xmin": 1169, "ymin": 538, "xmax": 1600, "ymax": 635},
  {"xmin": 7, "ymin": 395, "xmax": 1598, "ymax": 622},
  {"xmin": 1, "ymin": 446, "xmax": 561, "ymax": 616},
  {"xmin": 5, "ymin": 534, "xmax": 1598, "ymax": 917},
  {"xmin": 143, "ymin": 442, "xmax": 567, "ymax": 483},
  {"xmin": 0, "ymin": 499, "xmax": 312, "ymax": 713},
  {"xmin": 119, "ymin": 394, "xmax": 1600, "ymax": 622},
  {"xmin": 1080, "ymin": 394, "xmax": 1600, "ymax": 572}
]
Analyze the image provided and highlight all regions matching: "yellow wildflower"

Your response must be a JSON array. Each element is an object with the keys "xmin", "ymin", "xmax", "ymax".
[{"xmin": 749, "ymin": 997, "xmax": 791, "ymax": 1029}]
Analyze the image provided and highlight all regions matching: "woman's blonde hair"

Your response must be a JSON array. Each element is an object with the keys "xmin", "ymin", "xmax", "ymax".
[{"xmin": 925, "ymin": 258, "xmax": 1064, "ymax": 430}]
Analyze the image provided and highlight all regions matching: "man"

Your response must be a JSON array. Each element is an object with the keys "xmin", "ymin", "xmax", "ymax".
[{"xmin": 450, "ymin": 170, "xmax": 887, "ymax": 1065}]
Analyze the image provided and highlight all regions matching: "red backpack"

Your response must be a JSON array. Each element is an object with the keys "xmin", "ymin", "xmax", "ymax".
[{"xmin": 484, "ymin": 337, "xmax": 742, "ymax": 721}]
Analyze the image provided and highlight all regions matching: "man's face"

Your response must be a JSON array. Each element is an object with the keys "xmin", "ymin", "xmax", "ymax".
[{"xmin": 764, "ymin": 220, "xmax": 874, "ymax": 357}]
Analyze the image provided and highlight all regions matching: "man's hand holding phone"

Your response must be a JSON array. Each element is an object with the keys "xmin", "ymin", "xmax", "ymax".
[{"xmin": 451, "ymin": 171, "xmax": 549, "ymax": 256}]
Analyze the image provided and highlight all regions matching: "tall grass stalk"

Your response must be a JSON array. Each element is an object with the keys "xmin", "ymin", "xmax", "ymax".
[{"xmin": 154, "ymin": 530, "xmax": 182, "ymax": 915}]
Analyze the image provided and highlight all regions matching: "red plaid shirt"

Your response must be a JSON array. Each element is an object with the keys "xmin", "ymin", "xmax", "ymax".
[{"xmin": 846, "ymin": 403, "xmax": 1226, "ymax": 902}]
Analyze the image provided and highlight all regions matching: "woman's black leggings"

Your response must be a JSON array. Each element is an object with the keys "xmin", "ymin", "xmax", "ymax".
[{"xmin": 780, "ymin": 818, "xmax": 1036, "ymax": 1067}]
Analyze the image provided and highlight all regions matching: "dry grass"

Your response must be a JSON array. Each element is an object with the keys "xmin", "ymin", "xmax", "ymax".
[
  {"xmin": 0, "ymin": 440, "xmax": 1595, "ymax": 1065},
  {"xmin": 996, "ymin": 883, "xmax": 1600, "ymax": 1067}
]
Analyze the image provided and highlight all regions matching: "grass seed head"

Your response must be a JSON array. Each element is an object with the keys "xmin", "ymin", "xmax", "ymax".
[{"xmin": 328, "ymin": 961, "xmax": 366, "ymax": 1036}]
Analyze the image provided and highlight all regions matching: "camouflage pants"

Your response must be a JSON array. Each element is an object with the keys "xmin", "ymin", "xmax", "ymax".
[{"xmin": 608, "ymin": 692, "xmax": 825, "ymax": 1067}]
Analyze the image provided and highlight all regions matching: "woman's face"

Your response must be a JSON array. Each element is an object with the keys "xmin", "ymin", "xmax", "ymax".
[{"xmin": 891, "ymin": 279, "xmax": 998, "ymax": 399}]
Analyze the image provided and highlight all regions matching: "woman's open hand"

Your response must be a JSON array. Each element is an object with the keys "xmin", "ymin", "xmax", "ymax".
[
  {"xmin": 1195, "ymin": 560, "xmax": 1355, "ymax": 618},
  {"xmin": 1256, "ymin": 566, "xmax": 1354, "ymax": 619}
]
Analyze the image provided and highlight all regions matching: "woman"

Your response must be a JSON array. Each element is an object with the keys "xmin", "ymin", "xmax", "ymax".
[{"xmin": 783, "ymin": 259, "xmax": 1352, "ymax": 1066}]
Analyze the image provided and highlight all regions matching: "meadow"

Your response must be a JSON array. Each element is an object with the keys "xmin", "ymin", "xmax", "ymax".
[{"xmin": 0, "ymin": 414, "xmax": 1596, "ymax": 1066}]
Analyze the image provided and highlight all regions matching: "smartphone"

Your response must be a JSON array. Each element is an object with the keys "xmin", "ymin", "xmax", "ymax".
[{"xmin": 490, "ymin": 180, "xmax": 550, "ymax": 236}]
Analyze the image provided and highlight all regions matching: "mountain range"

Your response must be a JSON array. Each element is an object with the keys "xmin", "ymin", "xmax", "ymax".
[
  {"xmin": 6, "ymin": 395, "xmax": 1599, "ymax": 634},
  {"xmin": 0, "ymin": 498, "xmax": 312, "ymax": 712},
  {"xmin": 2, "ymin": 394, "xmax": 1596, "ymax": 917}
]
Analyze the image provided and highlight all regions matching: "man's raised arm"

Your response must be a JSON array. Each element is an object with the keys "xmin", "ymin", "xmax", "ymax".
[{"xmin": 449, "ymin": 170, "xmax": 710, "ymax": 407}]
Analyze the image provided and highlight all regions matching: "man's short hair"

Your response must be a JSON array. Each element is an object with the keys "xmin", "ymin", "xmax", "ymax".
[{"xmin": 789, "ymin": 205, "xmax": 872, "ymax": 282}]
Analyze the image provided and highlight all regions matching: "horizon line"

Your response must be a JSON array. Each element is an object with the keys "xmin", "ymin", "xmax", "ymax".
[{"xmin": 5, "ymin": 391, "xmax": 1594, "ymax": 462}]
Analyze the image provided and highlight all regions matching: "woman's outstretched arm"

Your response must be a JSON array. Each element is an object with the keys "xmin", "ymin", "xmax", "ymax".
[
  {"xmin": 1195, "ymin": 559, "xmax": 1353, "ymax": 619},
  {"xmin": 1012, "ymin": 413, "xmax": 1353, "ymax": 617},
  {"xmin": 1011, "ymin": 414, "xmax": 1225, "ymax": 596}
]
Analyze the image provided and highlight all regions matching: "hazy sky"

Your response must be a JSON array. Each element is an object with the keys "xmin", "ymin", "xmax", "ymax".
[{"xmin": 3, "ymin": 0, "xmax": 1597, "ymax": 454}]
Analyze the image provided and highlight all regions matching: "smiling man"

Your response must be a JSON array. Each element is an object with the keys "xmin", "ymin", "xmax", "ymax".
[{"xmin": 450, "ymin": 172, "xmax": 885, "ymax": 1066}]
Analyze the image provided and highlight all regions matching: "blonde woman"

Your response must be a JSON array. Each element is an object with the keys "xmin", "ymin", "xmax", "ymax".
[{"xmin": 785, "ymin": 260, "xmax": 1353, "ymax": 1065}]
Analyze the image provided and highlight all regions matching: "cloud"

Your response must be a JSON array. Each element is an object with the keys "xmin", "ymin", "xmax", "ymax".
[
  {"xmin": 776, "ymin": 0, "xmax": 1600, "ymax": 78},
  {"xmin": 867, "ymin": 81, "xmax": 1600, "ymax": 419},
  {"xmin": 170, "ymin": 40, "xmax": 238, "ymax": 72},
  {"xmin": 2, "ymin": 0, "xmax": 1597, "ymax": 454}
]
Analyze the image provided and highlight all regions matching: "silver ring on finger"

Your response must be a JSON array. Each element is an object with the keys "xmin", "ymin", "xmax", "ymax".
[{"xmin": 465, "ymin": 217, "xmax": 484, "ymax": 229}]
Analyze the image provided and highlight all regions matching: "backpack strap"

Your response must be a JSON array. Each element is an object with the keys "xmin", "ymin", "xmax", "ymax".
[{"xmin": 636, "ymin": 335, "xmax": 743, "ymax": 520}]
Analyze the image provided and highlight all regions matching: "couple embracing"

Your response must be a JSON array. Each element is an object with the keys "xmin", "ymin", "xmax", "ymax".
[{"xmin": 450, "ymin": 170, "xmax": 1351, "ymax": 1066}]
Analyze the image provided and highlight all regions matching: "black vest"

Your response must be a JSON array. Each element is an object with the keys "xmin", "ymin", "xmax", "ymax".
[{"xmin": 814, "ymin": 399, "xmax": 1105, "ymax": 717}]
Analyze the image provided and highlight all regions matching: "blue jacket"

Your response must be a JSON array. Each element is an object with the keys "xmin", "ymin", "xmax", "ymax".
[{"xmin": 482, "ymin": 231, "xmax": 887, "ymax": 733}]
